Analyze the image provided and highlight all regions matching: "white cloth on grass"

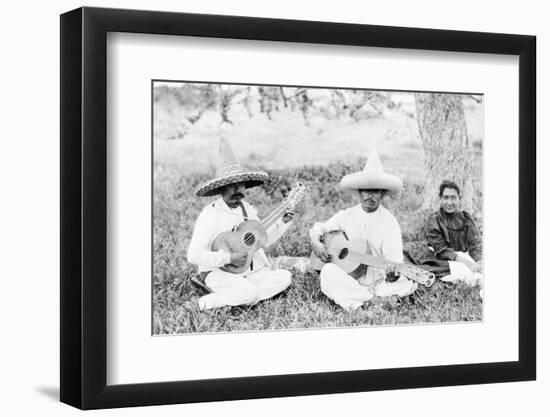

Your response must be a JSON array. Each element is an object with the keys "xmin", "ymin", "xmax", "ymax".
[
  {"xmin": 310, "ymin": 204, "xmax": 417, "ymax": 310},
  {"xmin": 187, "ymin": 197, "xmax": 293, "ymax": 309},
  {"xmin": 440, "ymin": 251, "xmax": 482, "ymax": 287}
]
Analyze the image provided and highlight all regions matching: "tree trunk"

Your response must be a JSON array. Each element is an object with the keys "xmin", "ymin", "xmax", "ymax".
[{"xmin": 414, "ymin": 93, "xmax": 475, "ymax": 212}]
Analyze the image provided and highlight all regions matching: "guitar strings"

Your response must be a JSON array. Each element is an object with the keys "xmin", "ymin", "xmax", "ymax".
[
  {"xmin": 240, "ymin": 200, "xmax": 289, "ymax": 247},
  {"xmin": 239, "ymin": 188, "xmax": 301, "ymax": 248},
  {"xmin": 234, "ymin": 186, "xmax": 302, "ymax": 253},
  {"xmin": 257, "ymin": 187, "xmax": 300, "ymax": 231}
]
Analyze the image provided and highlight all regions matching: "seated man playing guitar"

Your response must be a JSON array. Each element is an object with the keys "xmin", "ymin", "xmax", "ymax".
[
  {"xmin": 187, "ymin": 137, "xmax": 297, "ymax": 310},
  {"xmin": 309, "ymin": 151, "xmax": 419, "ymax": 310}
]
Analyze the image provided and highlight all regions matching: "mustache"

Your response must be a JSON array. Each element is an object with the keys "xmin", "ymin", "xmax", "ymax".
[{"xmin": 231, "ymin": 192, "xmax": 245, "ymax": 200}]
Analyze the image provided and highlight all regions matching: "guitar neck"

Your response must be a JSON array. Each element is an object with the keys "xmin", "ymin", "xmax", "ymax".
[
  {"xmin": 336, "ymin": 243, "xmax": 436, "ymax": 287},
  {"xmin": 258, "ymin": 183, "xmax": 304, "ymax": 231},
  {"xmin": 345, "ymin": 251, "xmax": 399, "ymax": 271},
  {"xmin": 259, "ymin": 200, "xmax": 289, "ymax": 231}
]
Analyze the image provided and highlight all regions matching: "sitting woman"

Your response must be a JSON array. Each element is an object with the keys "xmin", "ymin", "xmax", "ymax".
[{"xmin": 425, "ymin": 180, "xmax": 482, "ymax": 283}]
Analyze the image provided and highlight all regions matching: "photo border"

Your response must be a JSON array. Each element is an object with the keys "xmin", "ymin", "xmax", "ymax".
[
  {"xmin": 60, "ymin": 6, "xmax": 536, "ymax": 409},
  {"xmin": 150, "ymin": 78, "xmax": 485, "ymax": 335}
]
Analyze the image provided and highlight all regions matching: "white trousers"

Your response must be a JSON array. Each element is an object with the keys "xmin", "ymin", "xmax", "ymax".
[
  {"xmin": 199, "ymin": 268, "xmax": 292, "ymax": 310},
  {"xmin": 441, "ymin": 251, "xmax": 483, "ymax": 287},
  {"xmin": 320, "ymin": 263, "xmax": 418, "ymax": 310}
]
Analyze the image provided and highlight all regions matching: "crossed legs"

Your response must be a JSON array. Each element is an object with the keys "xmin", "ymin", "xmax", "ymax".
[
  {"xmin": 320, "ymin": 263, "xmax": 417, "ymax": 310},
  {"xmin": 198, "ymin": 269, "xmax": 292, "ymax": 310}
]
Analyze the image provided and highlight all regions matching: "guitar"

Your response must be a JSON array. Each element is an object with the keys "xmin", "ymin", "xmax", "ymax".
[
  {"xmin": 211, "ymin": 183, "xmax": 306, "ymax": 274},
  {"xmin": 310, "ymin": 231, "xmax": 436, "ymax": 287}
]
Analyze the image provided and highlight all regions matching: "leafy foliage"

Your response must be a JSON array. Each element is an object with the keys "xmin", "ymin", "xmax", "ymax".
[{"xmin": 154, "ymin": 84, "xmax": 399, "ymax": 136}]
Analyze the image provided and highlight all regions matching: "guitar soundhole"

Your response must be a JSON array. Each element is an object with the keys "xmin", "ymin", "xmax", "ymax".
[
  {"xmin": 338, "ymin": 248, "xmax": 349, "ymax": 260},
  {"xmin": 243, "ymin": 232, "xmax": 256, "ymax": 246}
]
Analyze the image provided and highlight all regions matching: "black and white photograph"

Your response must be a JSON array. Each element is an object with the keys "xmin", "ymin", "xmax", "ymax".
[
  {"xmin": 153, "ymin": 81, "xmax": 484, "ymax": 334},
  {"xmin": 0, "ymin": 0, "xmax": 545, "ymax": 414}
]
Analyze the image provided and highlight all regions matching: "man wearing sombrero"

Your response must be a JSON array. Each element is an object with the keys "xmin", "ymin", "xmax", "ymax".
[
  {"xmin": 309, "ymin": 151, "xmax": 417, "ymax": 310},
  {"xmin": 187, "ymin": 137, "xmax": 293, "ymax": 310}
]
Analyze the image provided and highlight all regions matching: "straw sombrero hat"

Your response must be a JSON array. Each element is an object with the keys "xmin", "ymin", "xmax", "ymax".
[
  {"xmin": 194, "ymin": 137, "xmax": 269, "ymax": 197},
  {"xmin": 340, "ymin": 151, "xmax": 402, "ymax": 193}
]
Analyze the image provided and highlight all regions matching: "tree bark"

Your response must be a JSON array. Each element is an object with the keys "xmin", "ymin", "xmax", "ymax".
[{"xmin": 414, "ymin": 93, "xmax": 475, "ymax": 212}]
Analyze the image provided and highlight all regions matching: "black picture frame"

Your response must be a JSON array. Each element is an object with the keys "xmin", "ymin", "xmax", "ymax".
[{"xmin": 60, "ymin": 6, "xmax": 536, "ymax": 410}]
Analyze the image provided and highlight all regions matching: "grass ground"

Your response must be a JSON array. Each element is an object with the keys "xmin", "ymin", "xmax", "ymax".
[
  {"xmin": 153, "ymin": 91, "xmax": 483, "ymax": 334},
  {"xmin": 154, "ymin": 271, "xmax": 482, "ymax": 334}
]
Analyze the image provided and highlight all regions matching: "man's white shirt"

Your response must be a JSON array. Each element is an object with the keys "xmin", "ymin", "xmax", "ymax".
[
  {"xmin": 187, "ymin": 198, "xmax": 291, "ymax": 273},
  {"xmin": 309, "ymin": 204, "xmax": 403, "ymax": 284}
]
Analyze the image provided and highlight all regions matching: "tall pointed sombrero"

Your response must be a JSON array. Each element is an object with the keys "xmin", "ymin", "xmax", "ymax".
[
  {"xmin": 340, "ymin": 150, "xmax": 402, "ymax": 193},
  {"xmin": 194, "ymin": 137, "xmax": 269, "ymax": 197}
]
